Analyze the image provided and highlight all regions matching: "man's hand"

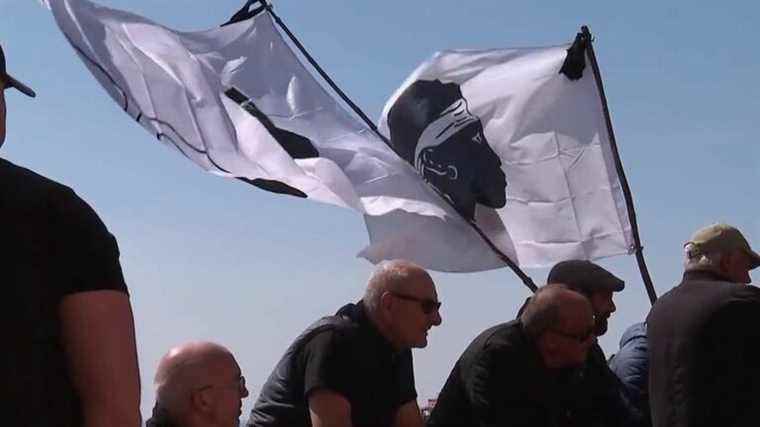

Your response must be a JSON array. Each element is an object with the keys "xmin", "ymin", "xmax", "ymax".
[
  {"xmin": 59, "ymin": 290, "xmax": 141, "ymax": 427},
  {"xmin": 308, "ymin": 389, "xmax": 353, "ymax": 427}
]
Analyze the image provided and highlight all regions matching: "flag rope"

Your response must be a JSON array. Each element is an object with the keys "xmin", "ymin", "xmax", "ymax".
[
  {"xmin": 232, "ymin": 1, "xmax": 539, "ymax": 292},
  {"xmin": 582, "ymin": 26, "xmax": 658, "ymax": 305}
]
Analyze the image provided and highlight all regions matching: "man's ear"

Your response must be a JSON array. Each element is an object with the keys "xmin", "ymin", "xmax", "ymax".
[{"xmin": 380, "ymin": 291, "xmax": 394, "ymax": 313}]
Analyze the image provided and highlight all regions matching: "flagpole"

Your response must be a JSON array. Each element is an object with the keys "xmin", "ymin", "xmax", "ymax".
[
  {"xmin": 581, "ymin": 26, "xmax": 657, "ymax": 305},
  {"xmin": 233, "ymin": 1, "xmax": 539, "ymax": 293}
]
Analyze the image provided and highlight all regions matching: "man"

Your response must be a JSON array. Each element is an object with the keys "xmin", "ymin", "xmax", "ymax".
[
  {"xmin": 248, "ymin": 260, "xmax": 442, "ymax": 427},
  {"xmin": 387, "ymin": 79, "xmax": 507, "ymax": 221},
  {"xmin": 0, "ymin": 43, "xmax": 141, "ymax": 426},
  {"xmin": 427, "ymin": 283, "xmax": 595, "ymax": 427},
  {"xmin": 647, "ymin": 223, "xmax": 760, "ymax": 427},
  {"xmin": 146, "ymin": 342, "xmax": 250, "ymax": 427},
  {"xmin": 609, "ymin": 322, "xmax": 650, "ymax": 427},
  {"xmin": 544, "ymin": 260, "xmax": 636, "ymax": 427}
]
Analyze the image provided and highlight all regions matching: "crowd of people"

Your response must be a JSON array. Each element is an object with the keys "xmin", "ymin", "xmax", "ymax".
[{"xmin": 4, "ymin": 40, "xmax": 760, "ymax": 427}]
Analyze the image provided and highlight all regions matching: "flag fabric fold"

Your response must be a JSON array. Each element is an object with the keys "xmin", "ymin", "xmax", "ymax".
[{"xmin": 50, "ymin": 0, "xmax": 634, "ymax": 272}]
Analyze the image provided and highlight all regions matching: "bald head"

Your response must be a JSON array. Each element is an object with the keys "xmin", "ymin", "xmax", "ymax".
[
  {"xmin": 363, "ymin": 260, "xmax": 434, "ymax": 314},
  {"xmin": 520, "ymin": 283, "xmax": 593, "ymax": 339},
  {"xmin": 154, "ymin": 342, "xmax": 238, "ymax": 421}
]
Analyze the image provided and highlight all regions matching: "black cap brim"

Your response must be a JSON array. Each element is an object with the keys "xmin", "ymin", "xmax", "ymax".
[{"xmin": 5, "ymin": 73, "xmax": 36, "ymax": 98}]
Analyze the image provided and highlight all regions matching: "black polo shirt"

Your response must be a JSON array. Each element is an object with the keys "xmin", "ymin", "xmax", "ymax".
[
  {"xmin": 248, "ymin": 301, "xmax": 417, "ymax": 427},
  {"xmin": 0, "ymin": 158, "xmax": 128, "ymax": 427}
]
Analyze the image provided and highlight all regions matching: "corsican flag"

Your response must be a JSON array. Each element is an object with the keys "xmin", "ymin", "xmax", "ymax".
[
  {"xmin": 369, "ymin": 46, "xmax": 636, "ymax": 267},
  {"xmin": 49, "ymin": 0, "xmax": 634, "ymax": 272}
]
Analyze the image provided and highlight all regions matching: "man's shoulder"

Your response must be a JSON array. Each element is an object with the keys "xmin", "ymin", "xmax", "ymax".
[
  {"xmin": 0, "ymin": 158, "xmax": 79, "ymax": 209},
  {"xmin": 0, "ymin": 158, "xmax": 71, "ymax": 192},
  {"xmin": 465, "ymin": 320, "xmax": 524, "ymax": 356}
]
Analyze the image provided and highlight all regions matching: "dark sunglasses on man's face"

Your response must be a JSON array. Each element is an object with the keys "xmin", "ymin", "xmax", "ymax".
[{"xmin": 390, "ymin": 292, "xmax": 441, "ymax": 314}]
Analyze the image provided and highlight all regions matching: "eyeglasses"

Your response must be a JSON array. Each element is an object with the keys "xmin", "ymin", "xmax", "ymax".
[
  {"xmin": 197, "ymin": 375, "xmax": 246, "ymax": 393},
  {"xmin": 550, "ymin": 327, "xmax": 594, "ymax": 343},
  {"xmin": 389, "ymin": 292, "xmax": 441, "ymax": 314}
]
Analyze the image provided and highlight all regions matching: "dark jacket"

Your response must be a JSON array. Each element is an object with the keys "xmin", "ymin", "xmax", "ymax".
[
  {"xmin": 570, "ymin": 342, "xmax": 640, "ymax": 427},
  {"xmin": 145, "ymin": 406, "xmax": 180, "ymax": 427},
  {"xmin": 647, "ymin": 270, "xmax": 760, "ymax": 427},
  {"xmin": 427, "ymin": 320, "xmax": 578, "ymax": 427},
  {"xmin": 609, "ymin": 322, "xmax": 651, "ymax": 427}
]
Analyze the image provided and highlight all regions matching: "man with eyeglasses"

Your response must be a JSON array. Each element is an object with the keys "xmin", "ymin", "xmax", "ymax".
[
  {"xmin": 248, "ymin": 259, "xmax": 442, "ymax": 427},
  {"xmin": 427, "ymin": 283, "xmax": 595, "ymax": 427},
  {"xmin": 545, "ymin": 260, "xmax": 640, "ymax": 427},
  {"xmin": 146, "ymin": 341, "xmax": 249, "ymax": 427}
]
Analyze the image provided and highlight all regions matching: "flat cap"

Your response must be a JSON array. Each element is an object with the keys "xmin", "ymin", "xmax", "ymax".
[
  {"xmin": 686, "ymin": 223, "xmax": 760, "ymax": 270},
  {"xmin": 547, "ymin": 260, "xmax": 624, "ymax": 293}
]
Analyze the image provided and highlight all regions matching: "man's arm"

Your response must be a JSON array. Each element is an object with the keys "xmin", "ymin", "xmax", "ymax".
[
  {"xmin": 308, "ymin": 389, "xmax": 352, "ymax": 427},
  {"xmin": 59, "ymin": 290, "xmax": 141, "ymax": 427},
  {"xmin": 392, "ymin": 400, "xmax": 424, "ymax": 427}
]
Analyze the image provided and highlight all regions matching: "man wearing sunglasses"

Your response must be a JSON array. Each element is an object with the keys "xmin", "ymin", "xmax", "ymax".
[
  {"xmin": 427, "ymin": 283, "xmax": 595, "ymax": 427},
  {"xmin": 545, "ymin": 260, "xmax": 639, "ymax": 427},
  {"xmin": 248, "ymin": 260, "xmax": 442, "ymax": 427},
  {"xmin": 147, "ymin": 341, "xmax": 249, "ymax": 427},
  {"xmin": 1, "ymin": 43, "xmax": 141, "ymax": 427}
]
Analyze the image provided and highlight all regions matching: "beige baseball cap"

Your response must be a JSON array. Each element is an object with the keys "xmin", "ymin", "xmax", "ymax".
[{"xmin": 686, "ymin": 223, "xmax": 760, "ymax": 270}]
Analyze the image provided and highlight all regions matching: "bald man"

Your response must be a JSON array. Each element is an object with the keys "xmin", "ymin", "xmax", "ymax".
[
  {"xmin": 248, "ymin": 260, "xmax": 442, "ymax": 427},
  {"xmin": 146, "ymin": 342, "xmax": 249, "ymax": 427},
  {"xmin": 428, "ymin": 284, "xmax": 595, "ymax": 427}
]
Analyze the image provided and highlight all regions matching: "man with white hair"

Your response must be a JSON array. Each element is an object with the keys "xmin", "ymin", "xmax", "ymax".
[
  {"xmin": 146, "ymin": 342, "xmax": 249, "ymax": 427},
  {"xmin": 647, "ymin": 223, "xmax": 760, "ymax": 427},
  {"xmin": 248, "ymin": 260, "xmax": 442, "ymax": 427}
]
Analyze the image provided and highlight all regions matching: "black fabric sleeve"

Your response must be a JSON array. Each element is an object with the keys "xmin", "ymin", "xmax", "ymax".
[
  {"xmin": 395, "ymin": 349, "xmax": 418, "ymax": 405},
  {"xmin": 51, "ymin": 187, "xmax": 127, "ymax": 298},
  {"xmin": 302, "ymin": 329, "xmax": 353, "ymax": 399}
]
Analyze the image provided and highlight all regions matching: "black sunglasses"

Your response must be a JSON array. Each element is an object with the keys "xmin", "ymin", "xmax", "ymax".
[{"xmin": 390, "ymin": 292, "xmax": 441, "ymax": 314}]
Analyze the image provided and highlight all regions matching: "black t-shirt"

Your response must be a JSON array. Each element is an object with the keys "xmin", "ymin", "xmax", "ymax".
[
  {"xmin": 0, "ymin": 158, "xmax": 128, "ymax": 427},
  {"xmin": 248, "ymin": 302, "xmax": 417, "ymax": 427}
]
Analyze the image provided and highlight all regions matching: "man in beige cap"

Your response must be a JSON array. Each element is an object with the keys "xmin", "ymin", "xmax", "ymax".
[{"xmin": 647, "ymin": 223, "xmax": 760, "ymax": 427}]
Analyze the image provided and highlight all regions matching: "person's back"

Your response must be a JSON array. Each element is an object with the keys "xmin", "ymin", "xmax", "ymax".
[
  {"xmin": 1, "ymin": 159, "xmax": 90, "ymax": 424},
  {"xmin": 428, "ymin": 320, "xmax": 570, "ymax": 427},
  {"xmin": 428, "ymin": 284, "xmax": 595, "ymax": 427},
  {"xmin": 648, "ymin": 271, "xmax": 760, "ymax": 427},
  {"xmin": 608, "ymin": 322, "xmax": 650, "ymax": 427},
  {"xmin": 1, "ymin": 43, "xmax": 140, "ymax": 427}
]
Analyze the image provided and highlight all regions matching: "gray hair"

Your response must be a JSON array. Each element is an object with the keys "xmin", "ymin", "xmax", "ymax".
[
  {"xmin": 363, "ymin": 260, "xmax": 426, "ymax": 315},
  {"xmin": 520, "ymin": 283, "xmax": 570, "ymax": 339},
  {"xmin": 683, "ymin": 243, "xmax": 724, "ymax": 273}
]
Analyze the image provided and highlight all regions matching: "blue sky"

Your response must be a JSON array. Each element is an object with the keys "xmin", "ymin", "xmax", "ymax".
[{"xmin": 2, "ymin": 0, "xmax": 759, "ymax": 420}]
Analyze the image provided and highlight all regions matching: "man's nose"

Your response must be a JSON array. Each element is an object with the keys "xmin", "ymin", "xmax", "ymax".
[{"xmin": 430, "ymin": 309, "xmax": 442, "ymax": 326}]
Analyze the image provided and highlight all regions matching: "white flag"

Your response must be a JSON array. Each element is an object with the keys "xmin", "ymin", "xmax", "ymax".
[
  {"xmin": 374, "ymin": 46, "xmax": 635, "ymax": 267},
  {"xmin": 49, "ymin": 0, "xmax": 512, "ymax": 271},
  {"xmin": 50, "ymin": 0, "xmax": 633, "ymax": 272}
]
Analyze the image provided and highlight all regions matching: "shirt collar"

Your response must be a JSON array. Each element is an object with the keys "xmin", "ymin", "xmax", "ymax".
[{"xmin": 682, "ymin": 269, "xmax": 734, "ymax": 284}]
